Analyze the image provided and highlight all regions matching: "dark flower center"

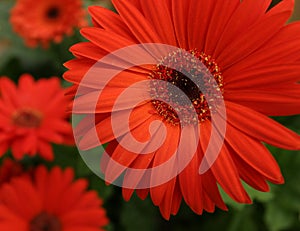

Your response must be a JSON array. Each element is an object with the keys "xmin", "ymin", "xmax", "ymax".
[
  {"xmin": 12, "ymin": 108, "xmax": 43, "ymax": 128},
  {"xmin": 168, "ymin": 70, "xmax": 201, "ymax": 105},
  {"xmin": 46, "ymin": 6, "xmax": 60, "ymax": 19},
  {"xmin": 30, "ymin": 212, "xmax": 61, "ymax": 231},
  {"xmin": 150, "ymin": 49, "xmax": 224, "ymax": 126}
]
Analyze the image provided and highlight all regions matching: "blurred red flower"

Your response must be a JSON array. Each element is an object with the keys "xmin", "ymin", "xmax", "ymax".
[
  {"xmin": 0, "ymin": 165, "xmax": 109, "ymax": 231},
  {"xmin": 0, "ymin": 158, "xmax": 24, "ymax": 186},
  {"xmin": 0, "ymin": 74, "xmax": 74, "ymax": 160},
  {"xmin": 10, "ymin": 0, "xmax": 86, "ymax": 48},
  {"xmin": 65, "ymin": 0, "xmax": 300, "ymax": 219}
]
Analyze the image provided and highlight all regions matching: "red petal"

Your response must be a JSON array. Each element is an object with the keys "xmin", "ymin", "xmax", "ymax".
[
  {"xmin": 171, "ymin": 0, "xmax": 191, "ymax": 49},
  {"xmin": 158, "ymin": 178, "xmax": 176, "ymax": 220},
  {"xmin": 79, "ymin": 104, "xmax": 153, "ymax": 150},
  {"xmin": 18, "ymin": 74, "xmax": 34, "ymax": 92},
  {"xmin": 218, "ymin": 11, "xmax": 292, "ymax": 69},
  {"xmin": 136, "ymin": 188, "xmax": 149, "ymax": 200},
  {"xmin": 202, "ymin": 192, "xmax": 215, "ymax": 213},
  {"xmin": 214, "ymin": 0, "xmax": 272, "ymax": 60},
  {"xmin": 150, "ymin": 125, "xmax": 180, "ymax": 205},
  {"xmin": 81, "ymin": 27, "xmax": 134, "ymax": 53},
  {"xmin": 231, "ymin": 152, "xmax": 271, "ymax": 192},
  {"xmin": 201, "ymin": 170, "xmax": 227, "ymax": 211},
  {"xmin": 64, "ymin": 59, "xmax": 96, "ymax": 86},
  {"xmin": 210, "ymin": 144, "xmax": 251, "ymax": 203},
  {"xmin": 225, "ymin": 23, "xmax": 300, "ymax": 75},
  {"xmin": 204, "ymin": 0, "xmax": 239, "ymax": 55},
  {"xmin": 0, "ymin": 77, "xmax": 18, "ymax": 108},
  {"xmin": 225, "ymin": 123, "xmax": 283, "ymax": 184},
  {"xmin": 70, "ymin": 42, "xmax": 107, "ymax": 61},
  {"xmin": 139, "ymin": 0, "xmax": 177, "ymax": 45},
  {"xmin": 88, "ymin": 6, "xmax": 135, "ymax": 40},
  {"xmin": 112, "ymin": 0, "xmax": 162, "ymax": 43},
  {"xmin": 179, "ymin": 146, "xmax": 203, "ymax": 214},
  {"xmin": 104, "ymin": 115, "xmax": 164, "ymax": 186},
  {"xmin": 226, "ymin": 101, "xmax": 300, "ymax": 150},
  {"xmin": 187, "ymin": 0, "xmax": 214, "ymax": 51},
  {"xmin": 225, "ymin": 88, "xmax": 300, "ymax": 116},
  {"xmin": 225, "ymin": 64, "xmax": 300, "ymax": 90},
  {"xmin": 37, "ymin": 141, "xmax": 54, "ymax": 161},
  {"xmin": 170, "ymin": 180, "xmax": 182, "ymax": 215}
]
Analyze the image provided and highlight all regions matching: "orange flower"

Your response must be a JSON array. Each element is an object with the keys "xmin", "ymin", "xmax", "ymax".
[
  {"xmin": 10, "ymin": 0, "xmax": 86, "ymax": 48},
  {"xmin": 65, "ymin": 0, "xmax": 300, "ymax": 219},
  {"xmin": 0, "ymin": 74, "xmax": 74, "ymax": 161},
  {"xmin": 0, "ymin": 166, "xmax": 109, "ymax": 231}
]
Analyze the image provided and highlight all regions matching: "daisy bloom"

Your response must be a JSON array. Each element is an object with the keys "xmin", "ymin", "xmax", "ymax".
[
  {"xmin": 0, "ymin": 158, "xmax": 24, "ymax": 187},
  {"xmin": 0, "ymin": 74, "xmax": 74, "ymax": 161},
  {"xmin": 64, "ymin": 0, "xmax": 300, "ymax": 219},
  {"xmin": 0, "ymin": 166, "xmax": 109, "ymax": 231},
  {"xmin": 10, "ymin": 0, "xmax": 86, "ymax": 48}
]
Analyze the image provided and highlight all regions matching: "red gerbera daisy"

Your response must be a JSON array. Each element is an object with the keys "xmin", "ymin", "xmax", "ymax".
[
  {"xmin": 10, "ymin": 0, "xmax": 86, "ymax": 48},
  {"xmin": 0, "ymin": 74, "xmax": 74, "ymax": 161},
  {"xmin": 0, "ymin": 166, "xmax": 109, "ymax": 231},
  {"xmin": 64, "ymin": 0, "xmax": 300, "ymax": 219}
]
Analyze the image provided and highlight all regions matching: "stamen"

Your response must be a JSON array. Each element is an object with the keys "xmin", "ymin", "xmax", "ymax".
[{"xmin": 149, "ymin": 49, "xmax": 224, "ymax": 126}]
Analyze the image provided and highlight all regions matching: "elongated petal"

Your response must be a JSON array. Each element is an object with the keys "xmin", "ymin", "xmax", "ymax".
[
  {"xmin": 210, "ymin": 144, "xmax": 251, "ymax": 203},
  {"xmin": 140, "ymin": 0, "xmax": 177, "ymax": 45},
  {"xmin": 204, "ymin": 0, "xmax": 239, "ymax": 54},
  {"xmin": 225, "ymin": 123, "xmax": 283, "ymax": 183},
  {"xmin": 225, "ymin": 102, "xmax": 300, "ymax": 150},
  {"xmin": 150, "ymin": 125, "xmax": 180, "ymax": 205},
  {"xmin": 88, "ymin": 6, "xmax": 135, "ymax": 40},
  {"xmin": 214, "ymin": 0, "xmax": 272, "ymax": 59},
  {"xmin": 225, "ymin": 87, "xmax": 300, "ymax": 116},
  {"xmin": 225, "ymin": 64, "xmax": 300, "ymax": 89},
  {"xmin": 112, "ymin": 0, "xmax": 162, "ymax": 43},
  {"xmin": 218, "ymin": 11, "xmax": 292, "ymax": 68},
  {"xmin": 79, "ymin": 104, "xmax": 154, "ymax": 150}
]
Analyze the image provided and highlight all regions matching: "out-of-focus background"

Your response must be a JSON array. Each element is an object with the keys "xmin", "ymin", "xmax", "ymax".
[
  {"xmin": 0, "ymin": 0, "xmax": 300, "ymax": 230},
  {"xmin": 290, "ymin": 0, "xmax": 300, "ymax": 21}
]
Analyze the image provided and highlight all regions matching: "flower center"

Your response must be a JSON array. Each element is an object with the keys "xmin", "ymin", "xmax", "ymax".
[
  {"xmin": 46, "ymin": 6, "xmax": 60, "ymax": 19},
  {"xmin": 12, "ymin": 108, "xmax": 43, "ymax": 128},
  {"xmin": 150, "ymin": 49, "xmax": 224, "ymax": 126},
  {"xmin": 30, "ymin": 212, "xmax": 61, "ymax": 231}
]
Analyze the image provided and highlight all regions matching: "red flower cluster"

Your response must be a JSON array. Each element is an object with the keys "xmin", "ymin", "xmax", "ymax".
[
  {"xmin": 0, "ymin": 164, "xmax": 109, "ymax": 231},
  {"xmin": 0, "ymin": 73, "xmax": 109, "ymax": 230},
  {"xmin": 2, "ymin": 0, "xmax": 112, "ymax": 230}
]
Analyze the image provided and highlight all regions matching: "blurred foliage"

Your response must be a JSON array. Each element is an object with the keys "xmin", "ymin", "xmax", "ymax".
[{"xmin": 0, "ymin": 0, "xmax": 300, "ymax": 231}]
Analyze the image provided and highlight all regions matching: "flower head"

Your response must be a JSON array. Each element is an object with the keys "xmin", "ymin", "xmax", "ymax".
[
  {"xmin": 0, "ymin": 74, "xmax": 74, "ymax": 160},
  {"xmin": 0, "ymin": 166, "xmax": 109, "ymax": 231},
  {"xmin": 65, "ymin": 0, "xmax": 300, "ymax": 219},
  {"xmin": 10, "ymin": 0, "xmax": 86, "ymax": 48}
]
